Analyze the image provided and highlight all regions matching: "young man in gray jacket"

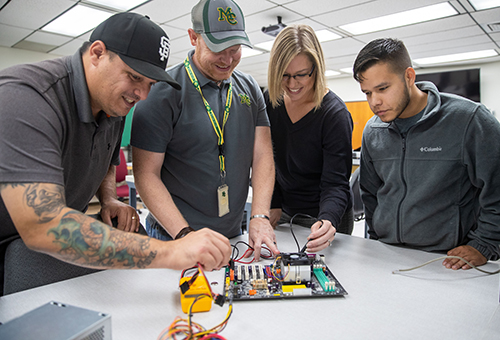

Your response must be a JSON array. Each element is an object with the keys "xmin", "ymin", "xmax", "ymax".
[{"xmin": 353, "ymin": 38, "xmax": 500, "ymax": 270}]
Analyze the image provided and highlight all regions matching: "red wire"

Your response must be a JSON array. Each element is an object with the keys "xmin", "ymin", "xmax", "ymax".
[{"xmin": 196, "ymin": 263, "xmax": 215, "ymax": 297}]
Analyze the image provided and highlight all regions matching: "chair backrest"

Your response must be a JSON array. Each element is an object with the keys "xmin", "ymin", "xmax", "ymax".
[
  {"xmin": 116, "ymin": 149, "xmax": 128, "ymax": 183},
  {"xmin": 349, "ymin": 167, "xmax": 364, "ymax": 221},
  {"xmin": 3, "ymin": 238, "xmax": 100, "ymax": 295}
]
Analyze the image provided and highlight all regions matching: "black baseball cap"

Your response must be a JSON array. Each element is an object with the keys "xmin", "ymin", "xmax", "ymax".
[{"xmin": 90, "ymin": 12, "xmax": 181, "ymax": 90}]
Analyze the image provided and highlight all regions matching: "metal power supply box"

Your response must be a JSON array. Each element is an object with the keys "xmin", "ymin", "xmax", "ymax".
[{"xmin": 0, "ymin": 301, "xmax": 111, "ymax": 340}]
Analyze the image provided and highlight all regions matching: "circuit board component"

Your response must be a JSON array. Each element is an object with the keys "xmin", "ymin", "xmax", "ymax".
[{"xmin": 224, "ymin": 253, "xmax": 347, "ymax": 301}]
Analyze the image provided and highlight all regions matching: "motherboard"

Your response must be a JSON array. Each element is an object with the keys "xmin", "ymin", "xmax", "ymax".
[{"xmin": 224, "ymin": 252, "xmax": 347, "ymax": 301}]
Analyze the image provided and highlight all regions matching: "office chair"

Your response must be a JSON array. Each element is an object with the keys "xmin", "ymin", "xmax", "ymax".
[
  {"xmin": 349, "ymin": 167, "xmax": 367, "ymax": 238},
  {"xmin": 3, "ymin": 238, "xmax": 100, "ymax": 295},
  {"xmin": 116, "ymin": 149, "xmax": 129, "ymax": 200}
]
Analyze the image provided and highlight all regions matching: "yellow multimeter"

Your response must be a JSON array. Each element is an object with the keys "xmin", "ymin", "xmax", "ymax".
[{"xmin": 179, "ymin": 275, "xmax": 213, "ymax": 313}]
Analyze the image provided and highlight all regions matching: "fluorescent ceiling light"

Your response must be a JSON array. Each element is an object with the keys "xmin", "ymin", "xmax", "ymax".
[
  {"xmin": 255, "ymin": 40, "xmax": 275, "ymax": 51},
  {"xmin": 413, "ymin": 49, "xmax": 498, "ymax": 65},
  {"xmin": 340, "ymin": 67, "xmax": 353, "ymax": 74},
  {"xmin": 325, "ymin": 70, "xmax": 341, "ymax": 77},
  {"xmin": 469, "ymin": 0, "xmax": 500, "ymax": 10},
  {"xmin": 85, "ymin": 0, "xmax": 148, "ymax": 11},
  {"xmin": 315, "ymin": 30, "xmax": 342, "ymax": 42},
  {"xmin": 339, "ymin": 3, "xmax": 457, "ymax": 35},
  {"xmin": 42, "ymin": 5, "xmax": 113, "ymax": 37},
  {"xmin": 242, "ymin": 47, "xmax": 263, "ymax": 58}
]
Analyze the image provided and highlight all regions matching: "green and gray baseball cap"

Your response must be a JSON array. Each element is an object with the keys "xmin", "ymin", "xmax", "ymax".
[{"xmin": 191, "ymin": 0, "xmax": 252, "ymax": 53}]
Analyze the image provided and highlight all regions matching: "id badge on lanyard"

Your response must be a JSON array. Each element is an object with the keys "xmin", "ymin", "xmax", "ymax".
[{"xmin": 184, "ymin": 57, "xmax": 232, "ymax": 217}]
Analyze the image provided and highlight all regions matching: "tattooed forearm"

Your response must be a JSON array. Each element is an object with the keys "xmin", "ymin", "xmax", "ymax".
[
  {"xmin": 48, "ymin": 210, "xmax": 157, "ymax": 269},
  {"xmin": 24, "ymin": 183, "xmax": 66, "ymax": 223},
  {"xmin": 0, "ymin": 183, "xmax": 27, "ymax": 191}
]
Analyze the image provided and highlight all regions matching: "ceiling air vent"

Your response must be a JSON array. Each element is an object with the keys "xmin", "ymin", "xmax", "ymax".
[{"xmin": 487, "ymin": 22, "xmax": 500, "ymax": 32}]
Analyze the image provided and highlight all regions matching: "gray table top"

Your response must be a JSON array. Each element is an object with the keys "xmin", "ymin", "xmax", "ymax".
[{"xmin": 1, "ymin": 225, "xmax": 499, "ymax": 340}]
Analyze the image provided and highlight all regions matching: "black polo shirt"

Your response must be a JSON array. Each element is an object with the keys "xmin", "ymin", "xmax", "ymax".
[{"xmin": 0, "ymin": 49, "xmax": 124, "ymax": 241}]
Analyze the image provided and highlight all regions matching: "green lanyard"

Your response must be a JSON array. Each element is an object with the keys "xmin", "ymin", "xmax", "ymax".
[{"xmin": 184, "ymin": 57, "xmax": 232, "ymax": 179}]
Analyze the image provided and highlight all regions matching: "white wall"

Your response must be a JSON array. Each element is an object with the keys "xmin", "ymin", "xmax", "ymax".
[
  {"xmin": 327, "ymin": 60, "xmax": 500, "ymax": 120},
  {"xmin": 0, "ymin": 46, "xmax": 61, "ymax": 70}
]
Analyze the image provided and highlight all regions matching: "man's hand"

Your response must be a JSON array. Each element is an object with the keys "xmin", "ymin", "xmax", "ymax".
[
  {"xmin": 100, "ymin": 199, "xmax": 140, "ymax": 233},
  {"xmin": 304, "ymin": 220, "xmax": 336, "ymax": 253},
  {"xmin": 270, "ymin": 208, "xmax": 282, "ymax": 228},
  {"xmin": 172, "ymin": 228, "xmax": 232, "ymax": 271},
  {"xmin": 247, "ymin": 217, "xmax": 280, "ymax": 260},
  {"xmin": 443, "ymin": 245, "xmax": 487, "ymax": 270}
]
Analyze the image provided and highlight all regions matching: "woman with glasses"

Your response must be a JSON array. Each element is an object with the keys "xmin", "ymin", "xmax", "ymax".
[{"xmin": 265, "ymin": 24, "xmax": 353, "ymax": 252}]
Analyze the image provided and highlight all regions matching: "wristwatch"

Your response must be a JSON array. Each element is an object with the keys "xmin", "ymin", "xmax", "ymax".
[{"xmin": 249, "ymin": 214, "xmax": 270, "ymax": 221}]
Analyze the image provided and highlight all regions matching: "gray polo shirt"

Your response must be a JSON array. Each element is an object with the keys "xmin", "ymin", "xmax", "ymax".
[
  {"xmin": 0, "ymin": 49, "xmax": 124, "ymax": 240},
  {"xmin": 132, "ymin": 50, "xmax": 269, "ymax": 238}
]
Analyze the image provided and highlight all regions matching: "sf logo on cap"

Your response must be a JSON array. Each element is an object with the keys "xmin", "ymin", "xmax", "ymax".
[
  {"xmin": 159, "ymin": 36, "xmax": 170, "ymax": 61},
  {"xmin": 217, "ymin": 7, "xmax": 238, "ymax": 25}
]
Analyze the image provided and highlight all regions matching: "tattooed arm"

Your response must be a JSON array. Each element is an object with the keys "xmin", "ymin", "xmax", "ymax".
[
  {"xmin": 95, "ymin": 164, "xmax": 140, "ymax": 233},
  {"xmin": 0, "ymin": 182, "xmax": 231, "ymax": 271}
]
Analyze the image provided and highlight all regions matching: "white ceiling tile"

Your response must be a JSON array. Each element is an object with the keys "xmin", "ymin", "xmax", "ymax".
[
  {"xmin": 162, "ymin": 24, "xmax": 188, "ymax": 41},
  {"xmin": 49, "ymin": 38, "xmax": 86, "ymax": 56},
  {"xmin": 409, "ymin": 35, "xmax": 493, "ymax": 55},
  {"xmin": 401, "ymin": 26, "xmax": 485, "ymax": 47},
  {"xmin": 490, "ymin": 31, "xmax": 500, "ymax": 43},
  {"xmin": 267, "ymin": 0, "xmax": 299, "ymax": 6},
  {"xmin": 14, "ymin": 40, "xmax": 58, "ymax": 53},
  {"xmin": 283, "ymin": 0, "xmax": 374, "ymax": 17},
  {"xmin": 169, "ymin": 37, "xmax": 194, "ymax": 57},
  {"xmin": 470, "ymin": 7, "xmax": 500, "ymax": 24},
  {"xmin": 239, "ymin": 0, "xmax": 277, "ymax": 16},
  {"xmin": 0, "ymin": 0, "xmax": 76, "ymax": 30},
  {"xmin": 25, "ymin": 31, "xmax": 73, "ymax": 46},
  {"xmin": 132, "ymin": 0, "xmax": 197, "ymax": 24},
  {"xmin": 287, "ymin": 17, "xmax": 329, "ymax": 31},
  {"xmin": 325, "ymin": 54, "xmax": 360, "ymax": 68},
  {"xmin": 321, "ymin": 37, "xmax": 366, "ymax": 59},
  {"xmin": 163, "ymin": 13, "xmax": 192, "ymax": 30},
  {"xmin": 78, "ymin": 31, "xmax": 93, "ymax": 41},
  {"xmin": 0, "ymin": 24, "xmax": 32, "ymax": 47},
  {"xmin": 247, "ymin": 30, "xmax": 275, "ymax": 45}
]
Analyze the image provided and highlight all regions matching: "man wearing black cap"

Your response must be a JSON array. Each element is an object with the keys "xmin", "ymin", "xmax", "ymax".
[
  {"xmin": 132, "ymin": 0, "xmax": 279, "ymax": 260},
  {"xmin": 0, "ymin": 12, "xmax": 231, "ymax": 295}
]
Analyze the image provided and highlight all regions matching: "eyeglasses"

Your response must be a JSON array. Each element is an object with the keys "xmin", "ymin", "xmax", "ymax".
[{"xmin": 282, "ymin": 64, "xmax": 315, "ymax": 82}]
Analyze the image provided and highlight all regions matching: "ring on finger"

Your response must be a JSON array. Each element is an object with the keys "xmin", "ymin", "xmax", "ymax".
[{"xmin": 132, "ymin": 216, "xmax": 136, "ymax": 220}]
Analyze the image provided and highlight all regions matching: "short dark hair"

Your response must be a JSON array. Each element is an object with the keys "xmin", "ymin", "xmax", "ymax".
[
  {"xmin": 353, "ymin": 38, "xmax": 412, "ymax": 82},
  {"xmin": 81, "ymin": 41, "xmax": 92, "ymax": 53}
]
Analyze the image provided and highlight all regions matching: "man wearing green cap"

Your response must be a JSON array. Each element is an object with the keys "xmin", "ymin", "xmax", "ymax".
[
  {"xmin": 0, "ymin": 12, "xmax": 231, "ymax": 295},
  {"xmin": 132, "ymin": 0, "xmax": 279, "ymax": 260}
]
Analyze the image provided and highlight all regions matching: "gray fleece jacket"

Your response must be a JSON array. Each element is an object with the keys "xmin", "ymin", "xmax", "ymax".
[{"xmin": 360, "ymin": 81, "xmax": 500, "ymax": 260}]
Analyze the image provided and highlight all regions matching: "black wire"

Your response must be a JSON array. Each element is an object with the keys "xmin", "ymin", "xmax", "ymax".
[
  {"xmin": 289, "ymin": 213, "xmax": 320, "ymax": 252},
  {"xmin": 231, "ymin": 240, "xmax": 253, "ymax": 260},
  {"xmin": 231, "ymin": 240, "xmax": 273, "ymax": 260},
  {"xmin": 181, "ymin": 266, "xmax": 199, "ymax": 278},
  {"xmin": 231, "ymin": 243, "xmax": 241, "ymax": 260}
]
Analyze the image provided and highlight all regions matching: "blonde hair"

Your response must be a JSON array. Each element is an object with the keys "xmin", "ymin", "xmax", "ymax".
[{"xmin": 267, "ymin": 24, "xmax": 327, "ymax": 110}]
